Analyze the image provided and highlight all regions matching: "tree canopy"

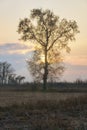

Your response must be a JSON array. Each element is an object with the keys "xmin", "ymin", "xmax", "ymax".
[{"xmin": 18, "ymin": 9, "xmax": 79, "ymax": 89}]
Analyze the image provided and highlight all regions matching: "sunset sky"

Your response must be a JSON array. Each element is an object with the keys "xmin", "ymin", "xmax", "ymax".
[{"xmin": 0, "ymin": 0, "xmax": 87, "ymax": 82}]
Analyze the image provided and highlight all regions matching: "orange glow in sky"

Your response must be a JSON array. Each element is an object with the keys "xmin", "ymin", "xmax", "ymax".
[{"xmin": 0, "ymin": 0, "xmax": 87, "ymax": 81}]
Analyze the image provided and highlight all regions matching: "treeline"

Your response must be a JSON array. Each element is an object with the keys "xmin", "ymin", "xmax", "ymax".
[
  {"xmin": 26, "ymin": 81, "xmax": 87, "ymax": 92},
  {"xmin": 0, "ymin": 61, "xmax": 87, "ymax": 91},
  {"xmin": 0, "ymin": 61, "xmax": 25, "ymax": 85}
]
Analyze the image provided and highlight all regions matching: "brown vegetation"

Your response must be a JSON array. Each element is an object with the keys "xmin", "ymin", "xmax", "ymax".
[
  {"xmin": 0, "ymin": 90, "xmax": 87, "ymax": 129},
  {"xmin": 0, "ymin": 91, "xmax": 85, "ymax": 107}
]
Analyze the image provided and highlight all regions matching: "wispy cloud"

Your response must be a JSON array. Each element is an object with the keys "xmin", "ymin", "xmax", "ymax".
[{"xmin": 0, "ymin": 43, "xmax": 34, "ymax": 54}]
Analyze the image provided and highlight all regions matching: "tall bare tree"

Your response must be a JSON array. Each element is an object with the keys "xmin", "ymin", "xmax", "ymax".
[{"xmin": 18, "ymin": 9, "xmax": 79, "ymax": 89}]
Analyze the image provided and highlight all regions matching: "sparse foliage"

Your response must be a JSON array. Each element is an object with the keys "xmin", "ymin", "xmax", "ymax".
[
  {"xmin": 27, "ymin": 48, "xmax": 64, "ymax": 83},
  {"xmin": 18, "ymin": 9, "xmax": 79, "ymax": 89}
]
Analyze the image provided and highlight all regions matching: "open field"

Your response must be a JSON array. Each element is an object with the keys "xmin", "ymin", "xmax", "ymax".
[
  {"xmin": 0, "ymin": 90, "xmax": 86, "ymax": 107},
  {"xmin": 0, "ymin": 88, "xmax": 87, "ymax": 129}
]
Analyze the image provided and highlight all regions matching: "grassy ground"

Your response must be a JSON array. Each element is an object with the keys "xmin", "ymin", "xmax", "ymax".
[
  {"xmin": 0, "ymin": 91, "xmax": 85, "ymax": 107},
  {"xmin": 0, "ymin": 89, "xmax": 87, "ymax": 129}
]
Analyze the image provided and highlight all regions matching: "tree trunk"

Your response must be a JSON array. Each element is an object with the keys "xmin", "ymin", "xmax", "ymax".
[{"xmin": 43, "ymin": 48, "xmax": 48, "ymax": 90}]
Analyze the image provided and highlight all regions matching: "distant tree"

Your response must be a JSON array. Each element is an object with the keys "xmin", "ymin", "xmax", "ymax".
[
  {"xmin": 8, "ymin": 74, "xmax": 16, "ymax": 84},
  {"xmin": 18, "ymin": 9, "xmax": 79, "ymax": 89},
  {"xmin": 0, "ymin": 61, "xmax": 14, "ymax": 85},
  {"xmin": 19, "ymin": 76, "xmax": 25, "ymax": 84},
  {"xmin": 15, "ymin": 75, "xmax": 25, "ymax": 84},
  {"xmin": 75, "ymin": 78, "xmax": 83, "ymax": 84}
]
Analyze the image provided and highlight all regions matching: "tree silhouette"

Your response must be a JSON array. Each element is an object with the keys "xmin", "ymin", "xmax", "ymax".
[
  {"xmin": 15, "ymin": 75, "xmax": 25, "ymax": 84},
  {"xmin": 8, "ymin": 74, "xmax": 16, "ymax": 84},
  {"xmin": 19, "ymin": 76, "xmax": 25, "ymax": 84},
  {"xmin": 18, "ymin": 9, "xmax": 79, "ymax": 89},
  {"xmin": 0, "ymin": 62, "xmax": 14, "ymax": 85}
]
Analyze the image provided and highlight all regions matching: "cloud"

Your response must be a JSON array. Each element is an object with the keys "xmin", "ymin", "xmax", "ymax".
[
  {"xmin": 0, "ymin": 42, "xmax": 34, "ymax": 82},
  {"xmin": 0, "ymin": 42, "xmax": 87, "ymax": 82},
  {"xmin": 0, "ymin": 43, "xmax": 34, "ymax": 55}
]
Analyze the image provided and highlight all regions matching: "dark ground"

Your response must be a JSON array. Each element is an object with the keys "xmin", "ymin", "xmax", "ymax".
[{"xmin": 0, "ymin": 88, "xmax": 87, "ymax": 129}]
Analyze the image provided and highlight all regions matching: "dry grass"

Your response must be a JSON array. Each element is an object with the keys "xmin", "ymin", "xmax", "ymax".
[
  {"xmin": 0, "ymin": 91, "xmax": 86, "ymax": 107},
  {"xmin": 0, "ymin": 93, "xmax": 87, "ymax": 129},
  {"xmin": 0, "ymin": 88, "xmax": 87, "ymax": 129}
]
